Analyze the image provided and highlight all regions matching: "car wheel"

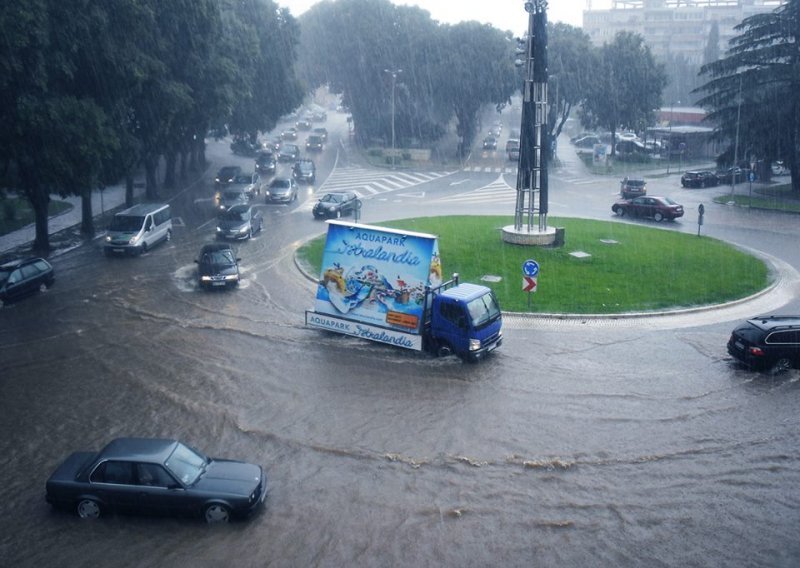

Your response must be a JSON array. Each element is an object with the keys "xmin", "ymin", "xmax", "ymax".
[
  {"xmin": 614, "ymin": 207, "xmax": 624, "ymax": 217},
  {"xmin": 39, "ymin": 282, "xmax": 48, "ymax": 293},
  {"xmin": 654, "ymin": 212, "xmax": 664, "ymax": 222},
  {"xmin": 247, "ymin": 228, "xmax": 252, "ymax": 240},
  {"xmin": 165, "ymin": 229, "xmax": 172, "ymax": 242},
  {"xmin": 204, "ymin": 503, "xmax": 231, "ymax": 524},
  {"xmin": 436, "ymin": 342, "xmax": 453, "ymax": 358},
  {"xmin": 140, "ymin": 242, "xmax": 148, "ymax": 254},
  {"xmin": 769, "ymin": 357, "xmax": 792, "ymax": 375},
  {"xmin": 76, "ymin": 498, "xmax": 101, "ymax": 519},
  {"xmin": 335, "ymin": 209, "xmax": 342, "ymax": 219}
]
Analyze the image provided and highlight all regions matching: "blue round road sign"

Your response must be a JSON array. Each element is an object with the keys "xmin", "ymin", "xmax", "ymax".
[{"xmin": 522, "ymin": 259, "xmax": 539, "ymax": 277}]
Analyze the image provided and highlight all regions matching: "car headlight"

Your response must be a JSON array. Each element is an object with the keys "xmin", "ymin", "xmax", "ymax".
[
  {"xmin": 201, "ymin": 275, "xmax": 212, "ymax": 281},
  {"xmin": 224, "ymin": 274, "xmax": 238, "ymax": 281},
  {"xmin": 129, "ymin": 236, "xmax": 139, "ymax": 245},
  {"xmin": 238, "ymin": 225, "xmax": 249, "ymax": 234},
  {"xmin": 216, "ymin": 227, "xmax": 223, "ymax": 233},
  {"xmin": 469, "ymin": 338, "xmax": 481, "ymax": 351},
  {"xmin": 105, "ymin": 236, "xmax": 112, "ymax": 242}
]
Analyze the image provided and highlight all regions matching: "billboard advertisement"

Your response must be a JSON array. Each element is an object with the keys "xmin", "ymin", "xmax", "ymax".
[{"xmin": 314, "ymin": 221, "xmax": 442, "ymax": 334}]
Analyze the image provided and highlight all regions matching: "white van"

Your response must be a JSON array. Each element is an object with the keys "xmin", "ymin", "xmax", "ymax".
[{"xmin": 104, "ymin": 203, "xmax": 172, "ymax": 256}]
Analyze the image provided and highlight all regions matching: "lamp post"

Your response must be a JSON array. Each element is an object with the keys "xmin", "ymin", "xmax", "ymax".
[{"xmin": 384, "ymin": 68, "xmax": 402, "ymax": 169}]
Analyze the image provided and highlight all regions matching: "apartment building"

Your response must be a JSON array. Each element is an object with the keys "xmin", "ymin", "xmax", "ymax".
[{"xmin": 583, "ymin": 0, "xmax": 785, "ymax": 64}]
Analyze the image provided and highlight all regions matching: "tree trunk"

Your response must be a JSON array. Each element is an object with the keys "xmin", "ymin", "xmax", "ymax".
[
  {"xmin": 144, "ymin": 156, "xmax": 158, "ymax": 200},
  {"xmin": 163, "ymin": 151, "xmax": 177, "ymax": 189},
  {"xmin": 125, "ymin": 173, "xmax": 134, "ymax": 207},
  {"xmin": 29, "ymin": 187, "xmax": 51, "ymax": 254},
  {"xmin": 80, "ymin": 187, "xmax": 95, "ymax": 237},
  {"xmin": 179, "ymin": 150, "xmax": 188, "ymax": 179}
]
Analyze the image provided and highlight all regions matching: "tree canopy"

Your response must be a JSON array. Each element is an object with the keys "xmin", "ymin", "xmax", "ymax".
[{"xmin": 695, "ymin": 0, "xmax": 800, "ymax": 191}]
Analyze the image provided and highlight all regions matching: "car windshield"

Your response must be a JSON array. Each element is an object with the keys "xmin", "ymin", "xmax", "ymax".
[
  {"xmin": 223, "ymin": 207, "xmax": 250, "ymax": 221},
  {"xmin": 218, "ymin": 168, "xmax": 237, "ymax": 178},
  {"xmin": 223, "ymin": 191, "xmax": 247, "ymax": 201},
  {"xmin": 164, "ymin": 442, "xmax": 208, "ymax": 485},
  {"xmin": 625, "ymin": 180, "xmax": 646, "ymax": 187},
  {"xmin": 271, "ymin": 179, "xmax": 290, "ymax": 189},
  {"xmin": 320, "ymin": 193, "xmax": 343, "ymax": 203},
  {"xmin": 466, "ymin": 292, "xmax": 501, "ymax": 330},
  {"xmin": 233, "ymin": 175, "xmax": 252, "ymax": 184},
  {"xmin": 0, "ymin": 268, "xmax": 11, "ymax": 286},
  {"xmin": 662, "ymin": 197, "xmax": 679, "ymax": 205},
  {"xmin": 109, "ymin": 215, "xmax": 143, "ymax": 232}
]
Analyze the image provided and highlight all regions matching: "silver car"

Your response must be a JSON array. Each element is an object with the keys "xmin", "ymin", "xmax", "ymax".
[{"xmin": 264, "ymin": 178, "xmax": 298, "ymax": 204}]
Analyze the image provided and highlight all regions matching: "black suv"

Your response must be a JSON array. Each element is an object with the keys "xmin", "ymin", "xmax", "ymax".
[
  {"xmin": 292, "ymin": 159, "xmax": 316, "ymax": 184},
  {"xmin": 727, "ymin": 315, "xmax": 800, "ymax": 374},
  {"xmin": 681, "ymin": 170, "xmax": 718, "ymax": 188}
]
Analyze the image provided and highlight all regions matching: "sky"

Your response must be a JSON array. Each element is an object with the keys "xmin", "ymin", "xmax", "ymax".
[{"xmin": 279, "ymin": 0, "xmax": 613, "ymax": 34}]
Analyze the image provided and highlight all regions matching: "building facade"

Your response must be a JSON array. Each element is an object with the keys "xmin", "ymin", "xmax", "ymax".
[{"xmin": 583, "ymin": 0, "xmax": 785, "ymax": 64}]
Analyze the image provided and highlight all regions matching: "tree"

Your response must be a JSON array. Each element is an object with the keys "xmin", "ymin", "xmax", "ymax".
[
  {"xmin": 581, "ymin": 31, "xmax": 667, "ymax": 156},
  {"xmin": 695, "ymin": 0, "xmax": 800, "ymax": 192},
  {"xmin": 546, "ymin": 23, "xmax": 596, "ymax": 156}
]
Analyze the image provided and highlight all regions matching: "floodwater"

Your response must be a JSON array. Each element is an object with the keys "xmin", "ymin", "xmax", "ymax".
[{"xmin": 2, "ymin": 160, "xmax": 800, "ymax": 568}]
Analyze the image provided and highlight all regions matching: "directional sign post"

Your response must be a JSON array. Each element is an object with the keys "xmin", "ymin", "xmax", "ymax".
[{"xmin": 522, "ymin": 259, "xmax": 539, "ymax": 310}]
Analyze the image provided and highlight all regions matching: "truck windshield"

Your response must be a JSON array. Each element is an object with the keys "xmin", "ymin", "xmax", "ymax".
[{"xmin": 466, "ymin": 293, "xmax": 501, "ymax": 329}]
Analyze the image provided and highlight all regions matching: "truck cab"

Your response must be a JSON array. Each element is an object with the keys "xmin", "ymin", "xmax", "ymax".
[{"xmin": 428, "ymin": 282, "xmax": 503, "ymax": 362}]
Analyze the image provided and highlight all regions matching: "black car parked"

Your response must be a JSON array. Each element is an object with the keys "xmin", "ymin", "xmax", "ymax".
[
  {"xmin": 195, "ymin": 244, "xmax": 241, "ymax": 290},
  {"xmin": 681, "ymin": 170, "xmax": 718, "ymax": 188},
  {"xmin": 727, "ymin": 315, "xmax": 800, "ymax": 374},
  {"xmin": 45, "ymin": 437, "xmax": 267, "ymax": 524},
  {"xmin": 313, "ymin": 191, "xmax": 359, "ymax": 219},
  {"xmin": 0, "ymin": 257, "xmax": 55, "ymax": 308}
]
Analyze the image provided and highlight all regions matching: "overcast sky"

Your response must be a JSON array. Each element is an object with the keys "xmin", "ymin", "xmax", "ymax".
[{"xmin": 279, "ymin": 0, "xmax": 613, "ymax": 33}]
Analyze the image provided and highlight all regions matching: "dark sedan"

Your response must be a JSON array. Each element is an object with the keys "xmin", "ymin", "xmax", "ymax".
[
  {"xmin": 214, "ymin": 165, "xmax": 241, "ymax": 188},
  {"xmin": 45, "ymin": 437, "xmax": 267, "ymax": 523},
  {"xmin": 216, "ymin": 204, "xmax": 263, "ymax": 240},
  {"xmin": 313, "ymin": 191, "xmax": 359, "ymax": 219},
  {"xmin": 255, "ymin": 151, "xmax": 276, "ymax": 175},
  {"xmin": 195, "ymin": 244, "xmax": 241, "ymax": 289},
  {"xmin": 482, "ymin": 136, "xmax": 497, "ymax": 150},
  {"xmin": 0, "ymin": 257, "xmax": 55, "ymax": 308},
  {"xmin": 292, "ymin": 159, "xmax": 316, "ymax": 184},
  {"xmin": 278, "ymin": 143, "xmax": 300, "ymax": 162},
  {"xmin": 716, "ymin": 167, "xmax": 747, "ymax": 184},
  {"xmin": 612, "ymin": 196, "xmax": 684, "ymax": 222},
  {"xmin": 681, "ymin": 170, "xmax": 718, "ymax": 188}
]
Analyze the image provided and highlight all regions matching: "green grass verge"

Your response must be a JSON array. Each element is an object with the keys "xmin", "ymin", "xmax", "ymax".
[
  {"xmin": 297, "ymin": 216, "xmax": 770, "ymax": 314},
  {"xmin": 712, "ymin": 185, "xmax": 800, "ymax": 213},
  {"xmin": 0, "ymin": 197, "xmax": 73, "ymax": 236}
]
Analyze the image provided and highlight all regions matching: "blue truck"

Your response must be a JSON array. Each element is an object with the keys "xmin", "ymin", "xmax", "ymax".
[{"xmin": 305, "ymin": 221, "xmax": 503, "ymax": 361}]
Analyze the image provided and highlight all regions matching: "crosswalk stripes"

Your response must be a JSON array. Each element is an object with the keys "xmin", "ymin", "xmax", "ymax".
[
  {"xmin": 433, "ymin": 174, "xmax": 516, "ymax": 205},
  {"xmin": 316, "ymin": 165, "xmax": 454, "ymax": 198}
]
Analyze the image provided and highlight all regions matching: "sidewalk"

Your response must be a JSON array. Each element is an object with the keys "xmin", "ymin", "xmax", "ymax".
[{"xmin": 0, "ymin": 180, "xmax": 145, "ymax": 256}]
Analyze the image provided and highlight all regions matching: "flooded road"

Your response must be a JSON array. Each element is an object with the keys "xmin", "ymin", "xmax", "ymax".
[{"xmin": 2, "ymin": 147, "xmax": 800, "ymax": 567}]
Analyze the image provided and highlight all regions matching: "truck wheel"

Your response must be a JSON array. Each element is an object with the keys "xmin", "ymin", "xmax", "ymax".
[
  {"xmin": 76, "ymin": 498, "xmax": 101, "ymax": 519},
  {"xmin": 436, "ymin": 343, "xmax": 453, "ymax": 358}
]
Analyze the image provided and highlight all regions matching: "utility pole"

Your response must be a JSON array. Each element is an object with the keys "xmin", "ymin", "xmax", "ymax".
[{"xmin": 384, "ymin": 69, "xmax": 402, "ymax": 169}]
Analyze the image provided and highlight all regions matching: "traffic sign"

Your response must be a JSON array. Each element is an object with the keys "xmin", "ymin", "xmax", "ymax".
[
  {"xmin": 522, "ymin": 259, "xmax": 539, "ymax": 277},
  {"xmin": 523, "ymin": 276, "xmax": 537, "ymax": 292}
]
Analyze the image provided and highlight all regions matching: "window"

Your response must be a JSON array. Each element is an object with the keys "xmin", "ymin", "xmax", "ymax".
[
  {"xmin": 767, "ymin": 331, "xmax": 800, "ymax": 345},
  {"xmin": 20, "ymin": 264, "xmax": 38, "ymax": 279},
  {"xmin": 7, "ymin": 269, "xmax": 21, "ymax": 285},
  {"xmin": 91, "ymin": 460, "xmax": 135, "ymax": 485},
  {"xmin": 136, "ymin": 463, "xmax": 175, "ymax": 487}
]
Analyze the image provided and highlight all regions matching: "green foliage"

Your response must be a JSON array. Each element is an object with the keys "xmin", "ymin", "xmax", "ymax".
[
  {"xmin": 582, "ymin": 31, "xmax": 667, "ymax": 155},
  {"xmin": 297, "ymin": 216, "xmax": 768, "ymax": 314},
  {"xmin": 695, "ymin": 0, "xmax": 800, "ymax": 192}
]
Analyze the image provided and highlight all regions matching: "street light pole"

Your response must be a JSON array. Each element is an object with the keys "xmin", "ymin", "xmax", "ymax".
[{"xmin": 384, "ymin": 68, "xmax": 402, "ymax": 169}]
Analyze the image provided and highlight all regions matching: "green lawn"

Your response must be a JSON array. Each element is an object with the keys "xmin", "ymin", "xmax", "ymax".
[
  {"xmin": 0, "ymin": 196, "xmax": 73, "ymax": 236},
  {"xmin": 297, "ymin": 216, "xmax": 769, "ymax": 314}
]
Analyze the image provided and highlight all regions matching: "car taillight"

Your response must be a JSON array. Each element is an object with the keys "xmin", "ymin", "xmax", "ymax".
[{"xmin": 748, "ymin": 346, "xmax": 765, "ymax": 356}]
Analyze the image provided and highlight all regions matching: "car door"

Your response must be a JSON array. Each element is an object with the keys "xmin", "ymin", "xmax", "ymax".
[
  {"xmin": 89, "ymin": 460, "xmax": 143, "ymax": 514},
  {"xmin": 134, "ymin": 462, "xmax": 193, "ymax": 517}
]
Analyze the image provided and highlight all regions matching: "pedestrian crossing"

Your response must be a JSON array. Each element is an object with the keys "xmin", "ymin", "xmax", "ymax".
[
  {"xmin": 316, "ymin": 165, "xmax": 455, "ymax": 198},
  {"xmin": 433, "ymin": 174, "xmax": 516, "ymax": 205}
]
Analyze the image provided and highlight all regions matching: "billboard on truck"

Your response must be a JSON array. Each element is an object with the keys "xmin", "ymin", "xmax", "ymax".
[{"xmin": 308, "ymin": 221, "xmax": 443, "ymax": 349}]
